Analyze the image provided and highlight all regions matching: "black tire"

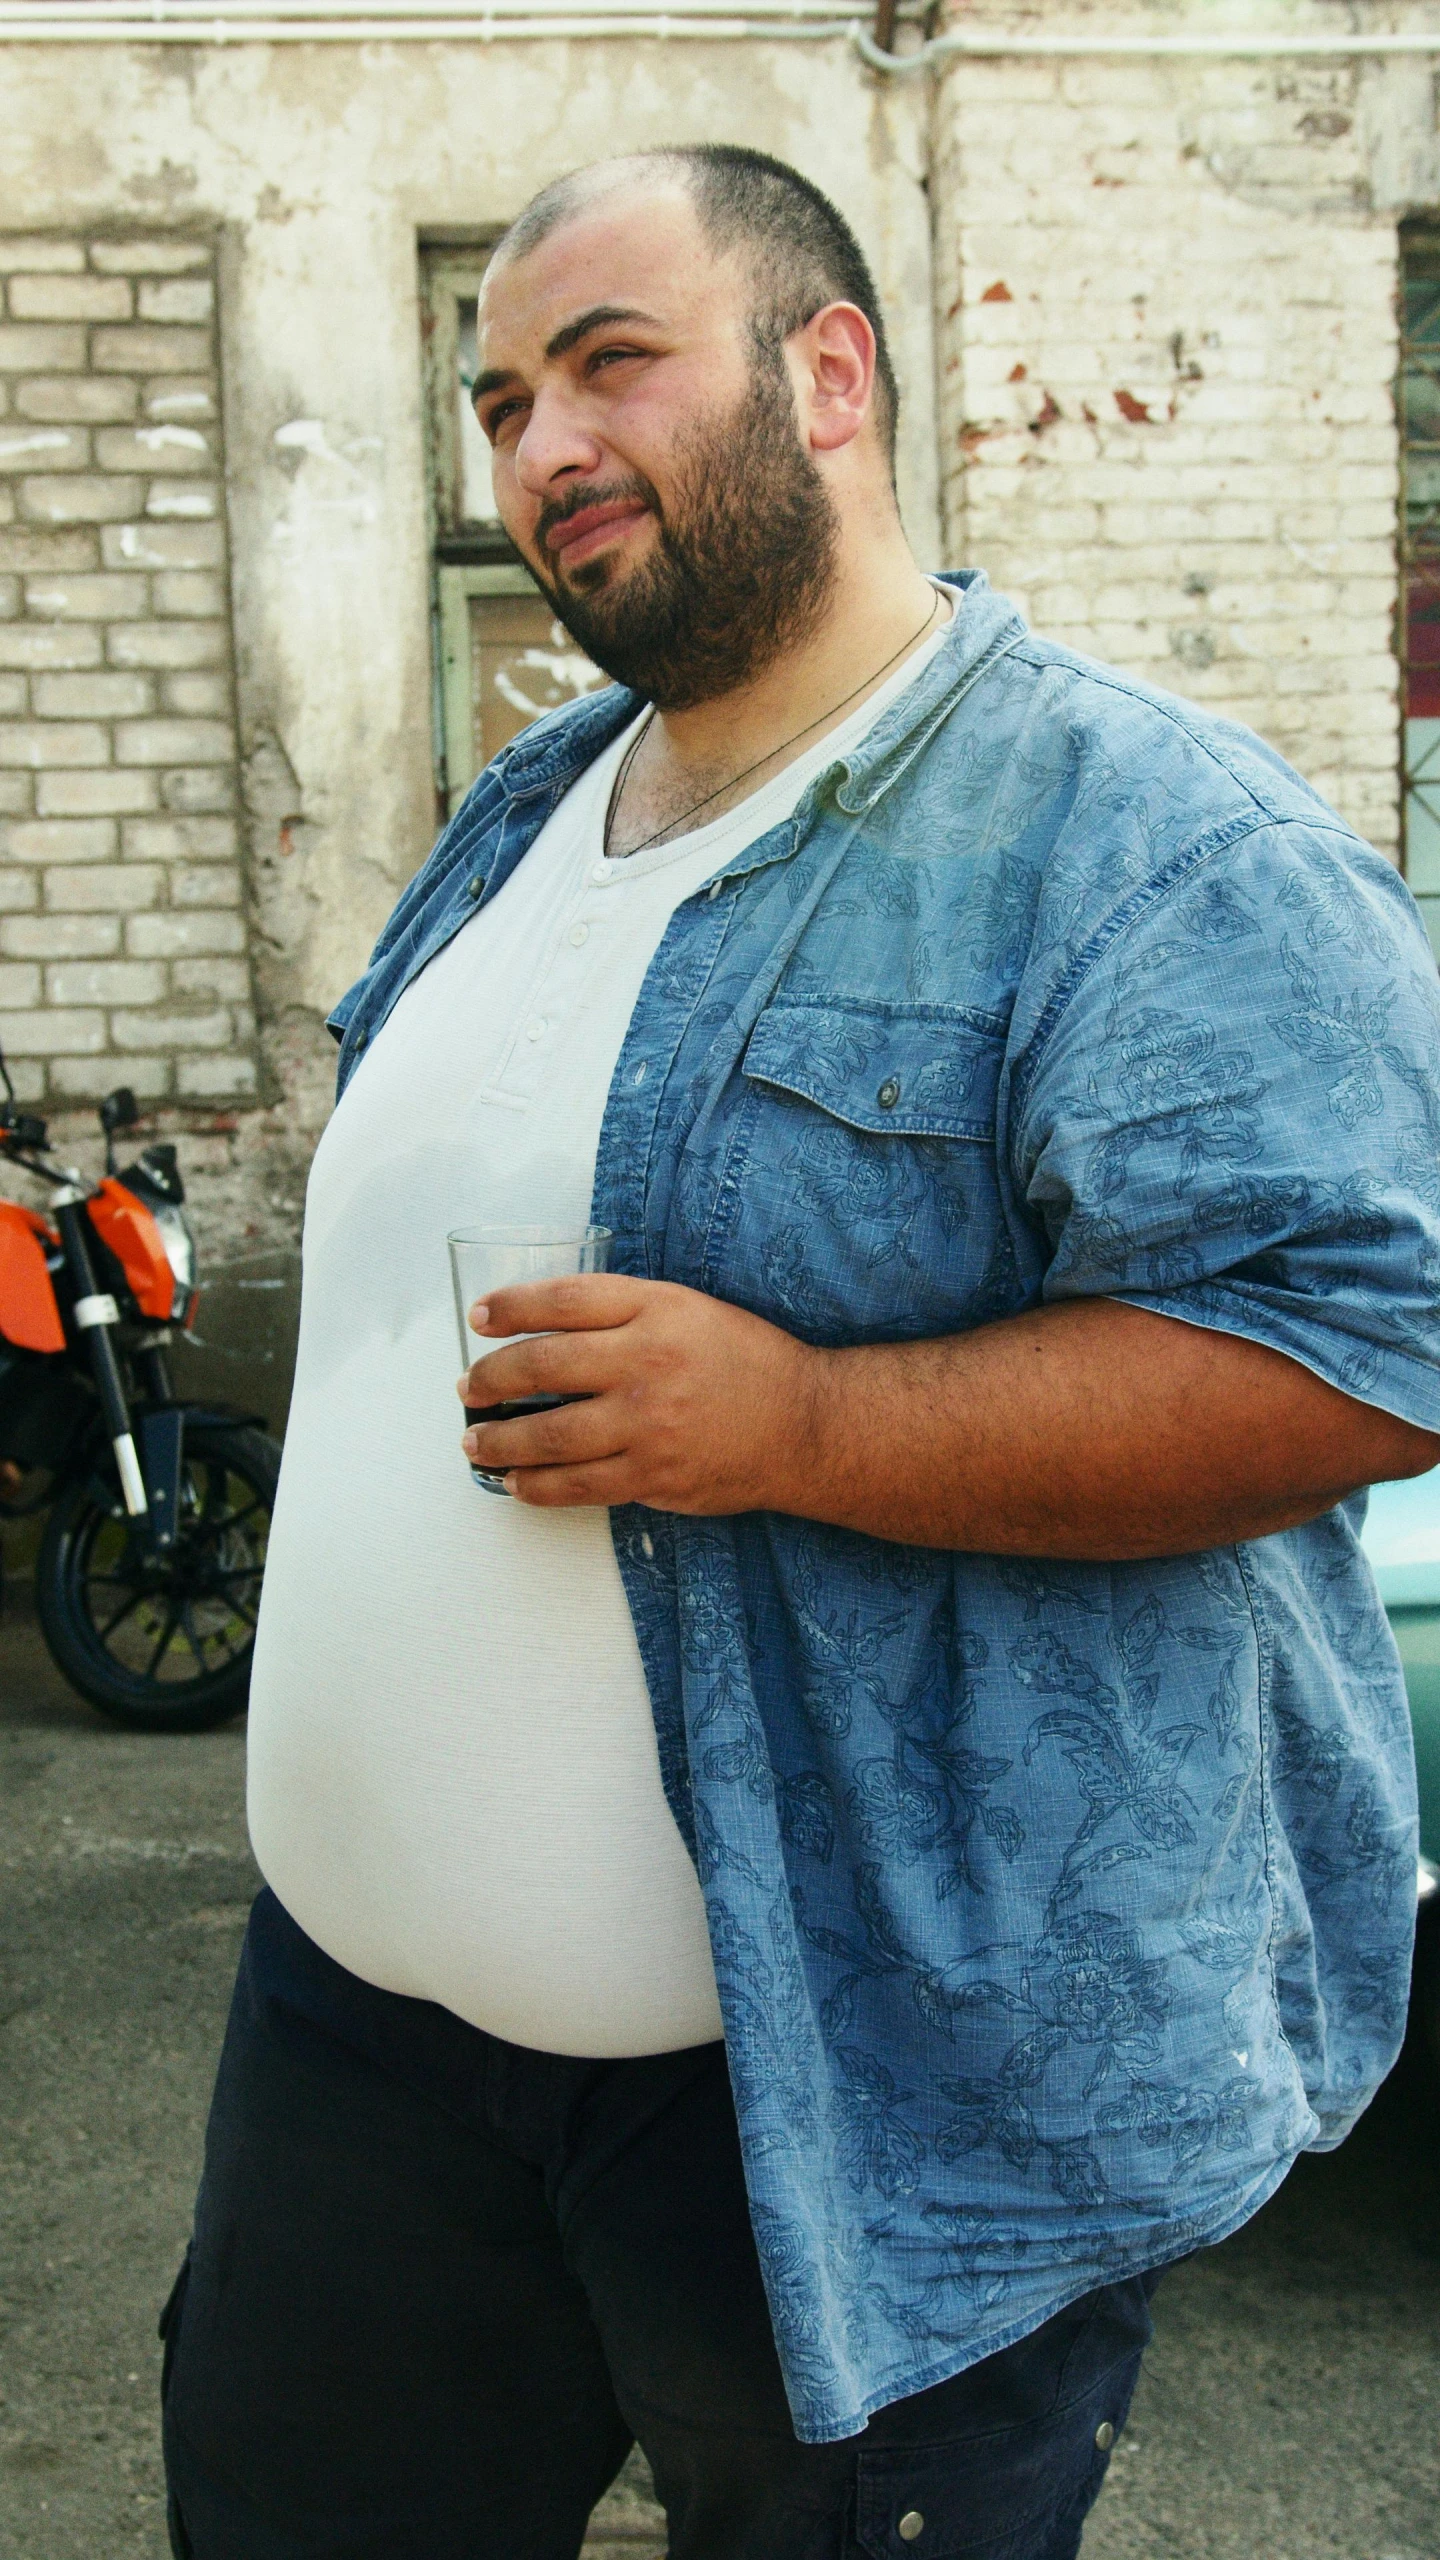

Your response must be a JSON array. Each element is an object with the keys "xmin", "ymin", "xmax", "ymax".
[{"xmin": 35, "ymin": 1421, "xmax": 280, "ymax": 1733}]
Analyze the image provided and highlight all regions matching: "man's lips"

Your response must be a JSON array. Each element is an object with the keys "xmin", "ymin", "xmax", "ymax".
[{"xmin": 543, "ymin": 499, "xmax": 650, "ymax": 568}]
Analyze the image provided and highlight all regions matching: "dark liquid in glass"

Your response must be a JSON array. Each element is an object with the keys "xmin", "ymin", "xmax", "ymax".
[
  {"xmin": 464, "ymin": 1394, "xmax": 575, "ymax": 1430},
  {"xmin": 464, "ymin": 1393, "xmax": 584, "ymax": 1478}
]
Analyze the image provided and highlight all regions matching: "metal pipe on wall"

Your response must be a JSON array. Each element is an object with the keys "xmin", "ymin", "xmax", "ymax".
[
  {"xmin": 0, "ymin": 1, "xmax": 1435, "ymax": 45},
  {"xmin": 855, "ymin": 22, "xmax": 1440, "ymax": 75}
]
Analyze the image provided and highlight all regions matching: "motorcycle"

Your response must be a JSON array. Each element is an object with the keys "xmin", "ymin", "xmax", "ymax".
[{"xmin": 0, "ymin": 1050, "xmax": 281, "ymax": 1732}]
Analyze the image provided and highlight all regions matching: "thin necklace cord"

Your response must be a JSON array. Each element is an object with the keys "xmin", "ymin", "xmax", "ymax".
[{"xmin": 602, "ymin": 588, "xmax": 944, "ymax": 863}]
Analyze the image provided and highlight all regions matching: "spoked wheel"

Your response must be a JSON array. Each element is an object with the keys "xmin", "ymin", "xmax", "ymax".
[{"xmin": 36, "ymin": 1422, "xmax": 280, "ymax": 1732}]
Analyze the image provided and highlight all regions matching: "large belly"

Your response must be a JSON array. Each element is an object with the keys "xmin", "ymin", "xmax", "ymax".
[{"xmin": 245, "ymin": 1306, "xmax": 722, "ymax": 2058}]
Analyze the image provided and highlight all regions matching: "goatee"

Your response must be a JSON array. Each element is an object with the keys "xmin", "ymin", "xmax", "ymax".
[{"xmin": 528, "ymin": 351, "xmax": 840, "ymax": 712}]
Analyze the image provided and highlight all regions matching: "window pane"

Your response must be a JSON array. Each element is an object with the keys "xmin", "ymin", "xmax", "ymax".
[{"xmin": 455, "ymin": 294, "xmax": 499, "ymax": 526}]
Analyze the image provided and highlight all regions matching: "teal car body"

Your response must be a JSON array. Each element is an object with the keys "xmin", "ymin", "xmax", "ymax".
[{"xmin": 1361, "ymin": 1470, "xmax": 1440, "ymax": 1883}]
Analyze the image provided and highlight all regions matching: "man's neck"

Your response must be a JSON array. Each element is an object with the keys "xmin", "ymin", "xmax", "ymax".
[{"xmin": 605, "ymin": 536, "xmax": 945, "ymax": 859}]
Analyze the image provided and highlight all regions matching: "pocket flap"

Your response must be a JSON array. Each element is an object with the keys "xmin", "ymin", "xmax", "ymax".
[{"xmin": 742, "ymin": 1002, "xmax": 1005, "ymax": 1141}]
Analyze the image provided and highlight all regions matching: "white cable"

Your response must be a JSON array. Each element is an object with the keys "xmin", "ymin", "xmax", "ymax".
[
  {"xmin": 0, "ymin": 1, "xmax": 1434, "ymax": 43},
  {"xmin": 853, "ymin": 23, "xmax": 1440, "ymax": 77},
  {"xmin": 0, "ymin": 0, "xmax": 874, "ymax": 27},
  {"xmin": 0, "ymin": 11, "xmax": 854, "ymax": 31},
  {"xmin": 0, "ymin": 0, "xmax": 869, "ymax": 16}
]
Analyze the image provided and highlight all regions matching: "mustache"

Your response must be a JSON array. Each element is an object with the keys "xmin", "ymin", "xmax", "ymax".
[{"xmin": 535, "ymin": 475, "xmax": 659, "ymax": 560}]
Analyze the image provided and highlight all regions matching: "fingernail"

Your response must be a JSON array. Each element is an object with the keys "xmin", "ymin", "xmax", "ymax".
[{"xmin": 469, "ymin": 1300, "xmax": 490, "ymax": 1327}]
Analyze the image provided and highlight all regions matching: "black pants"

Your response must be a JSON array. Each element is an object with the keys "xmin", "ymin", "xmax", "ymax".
[{"xmin": 162, "ymin": 1890, "xmax": 1158, "ymax": 2560}]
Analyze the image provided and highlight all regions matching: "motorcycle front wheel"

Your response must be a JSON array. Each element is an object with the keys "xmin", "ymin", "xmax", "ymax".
[{"xmin": 36, "ymin": 1421, "xmax": 280, "ymax": 1733}]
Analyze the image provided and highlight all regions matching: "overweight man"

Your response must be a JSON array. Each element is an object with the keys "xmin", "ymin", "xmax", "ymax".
[{"xmin": 162, "ymin": 147, "xmax": 1440, "ymax": 2560}]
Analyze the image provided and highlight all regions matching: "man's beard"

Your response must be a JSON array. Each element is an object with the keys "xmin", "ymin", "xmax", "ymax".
[{"xmin": 528, "ymin": 353, "xmax": 840, "ymax": 713}]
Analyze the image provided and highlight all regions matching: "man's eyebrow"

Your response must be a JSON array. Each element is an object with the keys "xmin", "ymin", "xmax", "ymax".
[
  {"xmin": 544, "ymin": 304, "xmax": 663, "ymax": 361},
  {"xmin": 471, "ymin": 306, "xmax": 664, "ymax": 408}
]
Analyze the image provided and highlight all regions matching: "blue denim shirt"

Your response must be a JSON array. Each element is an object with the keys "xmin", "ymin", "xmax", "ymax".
[{"xmin": 328, "ymin": 572, "xmax": 1440, "ymax": 2442}]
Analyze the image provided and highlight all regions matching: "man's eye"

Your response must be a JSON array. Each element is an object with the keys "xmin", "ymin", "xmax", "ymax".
[
  {"xmin": 589, "ymin": 345, "xmax": 645, "ymax": 373},
  {"xmin": 482, "ymin": 400, "xmax": 526, "ymax": 440}
]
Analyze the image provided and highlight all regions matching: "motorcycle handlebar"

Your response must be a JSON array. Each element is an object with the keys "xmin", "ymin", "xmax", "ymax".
[{"xmin": 0, "ymin": 1110, "xmax": 49, "ymax": 1152}]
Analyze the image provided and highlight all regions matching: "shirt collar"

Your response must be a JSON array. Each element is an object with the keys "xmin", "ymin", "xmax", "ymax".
[
  {"xmin": 493, "ymin": 678, "xmax": 640, "ymax": 798},
  {"xmin": 489, "ymin": 567, "xmax": 1026, "ymax": 815},
  {"xmin": 830, "ymin": 570, "xmax": 1026, "ymax": 814}
]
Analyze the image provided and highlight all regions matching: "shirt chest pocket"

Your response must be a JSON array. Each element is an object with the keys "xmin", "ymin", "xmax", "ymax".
[{"xmin": 706, "ymin": 1000, "xmax": 1017, "ymax": 1344}]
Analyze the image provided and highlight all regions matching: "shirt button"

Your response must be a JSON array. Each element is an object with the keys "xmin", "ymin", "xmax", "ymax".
[
  {"xmin": 877, "ymin": 1076, "xmax": 901, "ymax": 1110},
  {"xmin": 898, "ymin": 2515, "xmax": 925, "ymax": 2543},
  {"xmin": 591, "ymin": 862, "xmax": 611, "ymax": 885},
  {"xmin": 526, "ymin": 1017, "xmax": 547, "ymax": 1042},
  {"xmin": 1095, "ymin": 2421, "xmax": 1116, "ymax": 2452},
  {"xmin": 569, "ymin": 922, "xmax": 590, "ymax": 947},
  {"xmin": 467, "ymin": 875, "xmax": 485, "ymax": 898},
  {"xmin": 352, "ymin": 1030, "xmax": 368, "ymax": 1052}
]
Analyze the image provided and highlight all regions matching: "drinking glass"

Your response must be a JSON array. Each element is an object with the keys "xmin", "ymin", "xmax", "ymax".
[{"xmin": 448, "ymin": 1224, "xmax": 611, "ymax": 1494}]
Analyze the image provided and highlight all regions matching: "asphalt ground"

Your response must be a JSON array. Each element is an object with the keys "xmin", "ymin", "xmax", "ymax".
[{"xmin": 2, "ymin": 1595, "xmax": 1438, "ymax": 2560}]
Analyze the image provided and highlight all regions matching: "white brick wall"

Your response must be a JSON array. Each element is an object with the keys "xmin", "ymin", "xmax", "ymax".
[
  {"xmin": 933, "ymin": 33, "xmax": 1401, "ymax": 857},
  {"xmin": 0, "ymin": 232, "xmax": 256, "ymax": 1104}
]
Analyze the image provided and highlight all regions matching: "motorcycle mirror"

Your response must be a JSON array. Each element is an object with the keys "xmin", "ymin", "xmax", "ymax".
[
  {"xmin": 99, "ymin": 1087, "xmax": 140, "ymax": 1135},
  {"xmin": 99, "ymin": 1085, "xmax": 139, "ymax": 1176}
]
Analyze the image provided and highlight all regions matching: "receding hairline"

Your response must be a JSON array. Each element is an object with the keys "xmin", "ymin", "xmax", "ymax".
[
  {"xmin": 489, "ymin": 157, "xmax": 711, "ymax": 272},
  {"xmin": 488, "ymin": 147, "xmax": 900, "ymax": 475}
]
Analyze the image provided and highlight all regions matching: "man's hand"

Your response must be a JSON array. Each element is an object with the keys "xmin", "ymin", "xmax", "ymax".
[
  {"xmin": 459, "ymin": 1274, "xmax": 822, "ymax": 1513},
  {"xmin": 459, "ymin": 1278, "xmax": 1440, "ymax": 1554}
]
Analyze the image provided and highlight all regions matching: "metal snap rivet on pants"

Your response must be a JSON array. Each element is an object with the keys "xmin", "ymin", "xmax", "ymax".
[
  {"xmin": 1095, "ymin": 2421, "xmax": 1116, "ymax": 2452},
  {"xmin": 898, "ymin": 2514, "xmax": 925, "ymax": 2543},
  {"xmin": 877, "ymin": 1076, "xmax": 901, "ymax": 1109}
]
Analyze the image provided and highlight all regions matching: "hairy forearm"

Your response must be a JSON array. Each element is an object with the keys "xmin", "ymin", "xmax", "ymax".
[{"xmin": 778, "ymin": 1298, "xmax": 1440, "ymax": 1558}]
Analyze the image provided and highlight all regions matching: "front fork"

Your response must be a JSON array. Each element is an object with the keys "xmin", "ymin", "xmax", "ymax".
[{"xmin": 53, "ymin": 1197, "xmax": 149, "ymax": 1520}]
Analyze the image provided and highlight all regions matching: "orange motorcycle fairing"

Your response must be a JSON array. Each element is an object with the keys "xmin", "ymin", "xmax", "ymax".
[
  {"xmin": 0, "ymin": 1201, "xmax": 64, "ymax": 1353},
  {"xmin": 89, "ymin": 1177, "xmax": 175, "ymax": 1322}
]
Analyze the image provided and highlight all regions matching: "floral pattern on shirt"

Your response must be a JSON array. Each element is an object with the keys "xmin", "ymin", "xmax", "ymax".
[{"xmin": 329, "ymin": 573, "xmax": 1437, "ymax": 2442}]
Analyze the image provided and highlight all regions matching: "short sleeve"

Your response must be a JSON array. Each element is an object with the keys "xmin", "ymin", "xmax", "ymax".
[{"xmin": 1014, "ymin": 822, "xmax": 1440, "ymax": 1431}]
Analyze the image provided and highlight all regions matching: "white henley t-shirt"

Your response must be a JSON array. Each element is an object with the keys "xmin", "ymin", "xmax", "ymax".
[{"xmin": 246, "ymin": 603, "xmax": 952, "ymax": 2058}]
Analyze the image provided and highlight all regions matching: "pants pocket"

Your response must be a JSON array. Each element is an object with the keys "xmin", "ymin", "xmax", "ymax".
[{"xmin": 853, "ymin": 2344, "xmax": 1143, "ymax": 2560}]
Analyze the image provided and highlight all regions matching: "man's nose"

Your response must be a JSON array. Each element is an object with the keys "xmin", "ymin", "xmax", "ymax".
[{"xmin": 512, "ymin": 386, "xmax": 604, "ymax": 497}]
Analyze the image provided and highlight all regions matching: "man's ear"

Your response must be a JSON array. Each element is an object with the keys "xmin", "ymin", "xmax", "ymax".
[{"xmin": 793, "ymin": 302, "xmax": 875, "ymax": 455}]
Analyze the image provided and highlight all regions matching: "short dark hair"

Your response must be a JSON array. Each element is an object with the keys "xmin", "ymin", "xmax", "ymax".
[{"xmin": 496, "ymin": 145, "xmax": 900, "ymax": 472}]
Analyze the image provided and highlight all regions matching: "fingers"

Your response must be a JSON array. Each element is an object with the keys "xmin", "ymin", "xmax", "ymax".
[
  {"xmin": 463, "ymin": 1389, "xmax": 623, "ymax": 1475},
  {"xmin": 505, "ymin": 1458, "xmax": 636, "ymax": 1508},
  {"xmin": 469, "ymin": 1273, "xmax": 651, "ymax": 1338},
  {"xmin": 462, "ymin": 1326, "xmax": 621, "ymax": 1409}
]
